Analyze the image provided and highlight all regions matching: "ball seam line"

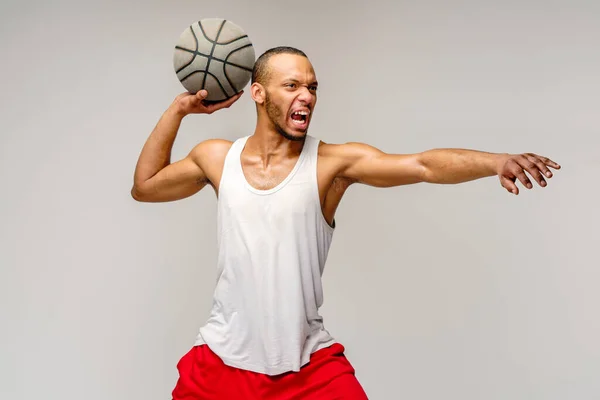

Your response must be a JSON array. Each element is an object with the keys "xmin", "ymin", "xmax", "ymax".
[{"xmin": 200, "ymin": 19, "xmax": 227, "ymax": 93}]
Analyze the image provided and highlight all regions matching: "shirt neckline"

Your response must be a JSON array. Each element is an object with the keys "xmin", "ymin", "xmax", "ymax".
[{"xmin": 238, "ymin": 135, "xmax": 310, "ymax": 196}]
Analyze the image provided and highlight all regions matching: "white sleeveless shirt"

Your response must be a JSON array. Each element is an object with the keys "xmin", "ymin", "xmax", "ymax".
[{"xmin": 194, "ymin": 134, "xmax": 337, "ymax": 375}]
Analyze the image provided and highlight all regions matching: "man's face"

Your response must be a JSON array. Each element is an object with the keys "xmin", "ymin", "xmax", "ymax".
[{"xmin": 262, "ymin": 54, "xmax": 318, "ymax": 141}]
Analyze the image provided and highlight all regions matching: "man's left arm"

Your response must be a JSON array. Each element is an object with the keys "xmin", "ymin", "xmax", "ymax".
[{"xmin": 335, "ymin": 143, "xmax": 561, "ymax": 195}]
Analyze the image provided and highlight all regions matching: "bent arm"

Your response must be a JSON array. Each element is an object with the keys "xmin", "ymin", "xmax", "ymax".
[
  {"xmin": 336, "ymin": 142, "xmax": 508, "ymax": 187},
  {"xmin": 131, "ymin": 104, "xmax": 208, "ymax": 202},
  {"xmin": 131, "ymin": 150, "xmax": 208, "ymax": 202},
  {"xmin": 131, "ymin": 90, "xmax": 242, "ymax": 202},
  {"xmin": 132, "ymin": 106, "xmax": 185, "ymax": 186}
]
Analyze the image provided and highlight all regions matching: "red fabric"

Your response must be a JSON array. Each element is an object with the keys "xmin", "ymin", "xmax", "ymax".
[{"xmin": 172, "ymin": 343, "xmax": 368, "ymax": 399}]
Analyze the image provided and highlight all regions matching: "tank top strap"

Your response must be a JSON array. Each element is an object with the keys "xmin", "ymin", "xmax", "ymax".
[
  {"xmin": 219, "ymin": 135, "xmax": 250, "ymax": 189},
  {"xmin": 299, "ymin": 135, "xmax": 320, "ymax": 185},
  {"xmin": 304, "ymin": 135, "xmax": 320, "ymax": 164},
  {"xmin": 223, "ymin": 135, "xmax": 249, "ymax": 170}
]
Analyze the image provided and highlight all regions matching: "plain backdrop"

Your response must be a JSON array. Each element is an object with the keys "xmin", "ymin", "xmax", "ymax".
[{"xmin": 1, "ymin": 0, "xmax": 598, "ymax": 399}]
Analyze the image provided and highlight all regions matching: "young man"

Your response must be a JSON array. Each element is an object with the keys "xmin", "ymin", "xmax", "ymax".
[{"xmin": 132, "ymin": 47, "xmax": 560, "ymax": 399}]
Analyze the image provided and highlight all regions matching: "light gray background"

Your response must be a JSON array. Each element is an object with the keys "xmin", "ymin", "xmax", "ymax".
[{"xmin": 1, "ymin": 0, "xmax": 598, "ymax": 399}]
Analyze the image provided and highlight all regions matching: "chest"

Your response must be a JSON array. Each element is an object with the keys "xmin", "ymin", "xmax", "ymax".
[
  {"xmin": 219, "ymin": 175, "xmax": 315, "ymax": 240},
  {"xmin": 240, "ymin": 155, "xmax": 300, "ymax": 191}
]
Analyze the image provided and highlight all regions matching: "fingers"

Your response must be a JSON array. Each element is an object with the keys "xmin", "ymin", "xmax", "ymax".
[
  {"xmin": 512, "ymin": 164, "xmax": 534, "ymax": 189},
  {"xmin": 190, "ymin": 90, "xmax": 208, "ymax": 107},
  {"xmin": 203, "ymin": 91, "xmax": 244, "ymax": 114},
  {"xmin": 500, "ymin": 153, "xmax": 561, "ymax": 195},
  {"xmin": 525, "ymin": 154, "xmax": 553, "ymax": 179},
  {"xmin": 517, "ymin": 155, "xmax": 546, "ymax": 188},
  {"xmin": 541, "ymin": 156, "xmax": 561, "ymax": 170},
  {"xmin": 527, "ymin": 153, "xmax": 561, "ymax": 173},
  {"xmin": 500, "ymin": 175, "xmax": 519, "ymax": 195},
  {"xmin": 195, "ymin": 89, "xmax": 208, "ymax": 101},
  {"xmin": 176, "ymin": 90, "xmax": 242, "ymax": 115},
  {"xmin": 521, "ymin": 153, "xmax": 563, "ymax": 188}
]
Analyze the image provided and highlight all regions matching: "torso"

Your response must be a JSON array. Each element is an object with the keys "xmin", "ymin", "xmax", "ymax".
[
  {"xmin": 199, "ymin": 138, "xmax": 351, "ymax": 226},
  {"xmin": 196, "ymin": 135, "xmax": 340, "ymax": 374}
]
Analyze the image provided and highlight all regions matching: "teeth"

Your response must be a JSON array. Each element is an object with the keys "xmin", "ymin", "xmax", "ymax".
[{"xmin": 293, "ymin": 110, "xmax": 309, "ymax": 116}]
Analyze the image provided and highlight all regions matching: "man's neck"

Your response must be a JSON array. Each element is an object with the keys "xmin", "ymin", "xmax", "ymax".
[{"xmin": 248, "ymin": 124, "xmax": 305, "ymax": 161}]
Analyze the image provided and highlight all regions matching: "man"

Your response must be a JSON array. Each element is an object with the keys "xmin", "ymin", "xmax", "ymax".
[{"xmin": 131, "ymin": 47, "xmax": 560, "ymax": 399}]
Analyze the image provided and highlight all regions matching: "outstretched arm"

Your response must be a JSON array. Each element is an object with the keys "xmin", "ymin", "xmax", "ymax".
[{"xmin": 335, "ymin": 142, "xmax": 560, "ymax": 195}]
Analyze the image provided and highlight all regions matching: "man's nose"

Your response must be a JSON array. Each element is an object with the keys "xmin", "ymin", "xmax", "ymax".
[{"xmin": 298, "ymin": 86, "xmax": 314, "ymax": 103}]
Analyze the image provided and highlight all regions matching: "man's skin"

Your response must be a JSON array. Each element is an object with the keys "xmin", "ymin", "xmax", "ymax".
[{"xmin": 131, "ymin": 53, "xmax": 560, "ymax": 230}]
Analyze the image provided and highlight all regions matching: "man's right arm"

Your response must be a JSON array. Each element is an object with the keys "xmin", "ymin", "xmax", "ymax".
[{"xmin": 131, "ymin": 90, "xmax": 242, "ymax": 202}]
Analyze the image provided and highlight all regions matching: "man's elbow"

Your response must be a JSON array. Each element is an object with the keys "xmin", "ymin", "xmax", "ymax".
[
  {"xmin": 130, "ymin": 186, "xmax": 142, "ymax": 201},
  {"xmin": 403, "ymin": 153, "xmax": 429, "ymax": 184},
  {"xmin": 130, "ymin": 184, "xmax": 149, "ymax": 202},
  {"xmin": 418, "ymin": 165, "xmax": 435, "ymax": 183}
]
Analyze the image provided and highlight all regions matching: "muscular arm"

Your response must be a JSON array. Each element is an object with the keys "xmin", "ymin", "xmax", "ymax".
[
  {"xmin": 131, "ymin": 91, "xmax": 240, "ymax": 202},
  {"xmin": 131, "ymin": 107, "xmax": 206, "ymax": 202},
  {"xmin": 131, "ymin": 141, "xmax": 213, "ymax": 203},
  {"xmin": 333, "ymin": 142, "xmax": 559, "ymax": 194}
]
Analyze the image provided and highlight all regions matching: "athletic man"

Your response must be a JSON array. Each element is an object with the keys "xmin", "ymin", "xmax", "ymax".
[{"xmin": 131, "ymin": 47, "xmax": 560, "ymax": 399}]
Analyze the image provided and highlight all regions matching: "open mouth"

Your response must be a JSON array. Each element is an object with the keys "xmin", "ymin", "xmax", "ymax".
[{"xmin": 290, "ymin": 110, "xmax": 309, "ymax": 128}]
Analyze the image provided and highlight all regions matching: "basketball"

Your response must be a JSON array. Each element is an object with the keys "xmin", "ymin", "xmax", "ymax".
[{"xmin": 173, "ymin": 18, "xmax": 256, "ymax": 102}]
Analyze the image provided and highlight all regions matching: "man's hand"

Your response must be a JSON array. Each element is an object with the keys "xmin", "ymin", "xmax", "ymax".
[
  {"xmin": 496, "ymin": 153, "xmax": 561, "ymax": 195},
  {"xmin": 173, "ymin": 90, "xmax": 244, "ymax": 117}
]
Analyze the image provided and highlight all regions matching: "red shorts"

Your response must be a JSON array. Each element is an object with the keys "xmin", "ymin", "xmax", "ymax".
[{"xmin": 172, "ymin": 343, "xmax": 368, "ymax": 399}]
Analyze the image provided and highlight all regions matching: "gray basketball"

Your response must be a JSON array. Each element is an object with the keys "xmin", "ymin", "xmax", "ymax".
[{"xmin": 173, "ymin": 18, "xmax": 255, "ymax": 102}]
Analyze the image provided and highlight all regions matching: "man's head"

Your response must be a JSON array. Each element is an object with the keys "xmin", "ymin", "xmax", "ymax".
[{"xmin": 250, "ymin": 47, "xmax": 318, "ymax": 141}]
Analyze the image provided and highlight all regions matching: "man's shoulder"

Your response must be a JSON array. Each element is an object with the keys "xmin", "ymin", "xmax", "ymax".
[
  {"xmin": 190, "ymin": 138, "xmax": 234, "ymax": 164},
  {"xmin": 194, "ymin": 138, "xmax": 234, "ymax": 152},
  {"xmin": 316, "ymin": 139, "xmax": 371, "ymax": 161}
]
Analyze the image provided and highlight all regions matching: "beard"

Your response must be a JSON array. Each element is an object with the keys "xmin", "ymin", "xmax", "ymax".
[{"xmin": 264, "ymin": 92, "xmax": 306, "ymax": 142}]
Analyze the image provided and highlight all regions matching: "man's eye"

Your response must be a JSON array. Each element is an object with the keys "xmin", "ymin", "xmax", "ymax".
[
  {"xmin": 286, "ymin": 83, "xmax": 296, "ymax": 88},
  {"xmin": 309, "ymin": 86, "xmax": 318, "ymax": 91}
]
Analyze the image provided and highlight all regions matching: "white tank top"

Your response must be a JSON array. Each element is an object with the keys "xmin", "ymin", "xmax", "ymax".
[{"xmin": 194, "ymin": 134, "xmax": 337, "ymax": 375}]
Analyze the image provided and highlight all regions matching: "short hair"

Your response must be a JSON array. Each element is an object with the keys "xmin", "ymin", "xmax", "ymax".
[{"xmin": 251, "ymin": 46, "xmax": 308, "ymax": 85}]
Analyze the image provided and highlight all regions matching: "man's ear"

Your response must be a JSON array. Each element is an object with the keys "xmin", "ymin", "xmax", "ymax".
[{"xmin": 251, "ymin": 82, "xmax": 265, "ymax": 104}]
